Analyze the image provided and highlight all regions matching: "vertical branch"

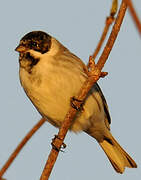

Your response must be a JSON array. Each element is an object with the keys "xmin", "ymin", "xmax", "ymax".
[{"xmin": 40, "ymin": 1, "xmax": 128, "ymax": 180}]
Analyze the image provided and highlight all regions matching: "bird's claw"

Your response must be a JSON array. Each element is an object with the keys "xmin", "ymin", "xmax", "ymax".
[
  {"xmin": 51, "ymin": 135, "xmax": 66, "ymax": 152},
  {"xmin": 70, "ymin": 96, "xmax": 84, "ymax": 111}
]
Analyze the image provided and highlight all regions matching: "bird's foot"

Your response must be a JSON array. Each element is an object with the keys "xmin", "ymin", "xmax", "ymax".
[
  {"xmin": 51, "ymin": 135, "xmax": 66, "ymax": 152},
  {"xmin": 70, "ymin": 96, "xmax": 84, "ymax": 111}
]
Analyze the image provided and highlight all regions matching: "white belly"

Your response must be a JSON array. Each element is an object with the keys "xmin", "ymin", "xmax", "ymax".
[{"xmin": 19, "ymin": 59, "xmax": 105, "ymax": 132}]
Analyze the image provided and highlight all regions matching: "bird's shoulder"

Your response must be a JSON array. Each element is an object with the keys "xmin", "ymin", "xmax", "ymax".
[{"xmin": 54, "ymin": 42, "xmax": 88, "ymax": 74}]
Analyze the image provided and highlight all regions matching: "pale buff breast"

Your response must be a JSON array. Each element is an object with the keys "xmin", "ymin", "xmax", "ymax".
[{"xmin": 20, "ymin": 59, "xmax": 105, "ymax": 133}]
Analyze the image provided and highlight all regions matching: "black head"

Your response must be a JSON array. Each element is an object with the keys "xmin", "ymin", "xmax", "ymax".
[{"xmin": 16, "ymin": 31, "xmax": 51, "ymax": 54}]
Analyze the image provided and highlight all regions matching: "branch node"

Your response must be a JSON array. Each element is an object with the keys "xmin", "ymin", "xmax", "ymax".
[
  {"xmin": 106, "ymin": 16, "xmax": 115, "ymax": 25},
  {"xmin": 88, "ymin": 56, "xmax": 96, "ymax": 69},
  {"xmin": 87, "ymin": 56, "xmax": 101, "ymax": 81},
  {"xmin": 100, "ymin": 72, "xmax": 108, "ymax": 78},
  {"xmin": 110, "ymin": 0, "xmax": 118, "ymax": 17}
]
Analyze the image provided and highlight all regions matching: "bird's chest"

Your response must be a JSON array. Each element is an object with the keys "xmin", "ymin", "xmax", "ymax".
[{"xmin": 19, "ymin": 64, "xmax": 78, "ymax": 123}]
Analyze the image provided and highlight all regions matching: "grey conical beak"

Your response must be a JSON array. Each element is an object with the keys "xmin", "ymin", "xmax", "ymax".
[{"xmin": 15, "ymin": 45, "xmax": 28, "ymax": 53}]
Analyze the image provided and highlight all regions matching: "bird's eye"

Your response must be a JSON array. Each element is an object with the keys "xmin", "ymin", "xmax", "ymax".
[
  {"xmin": 32, "ymin": 42, "xmax": 38, "ymax": 47},
  {"xmin": 30, "ymin": 41, "xmax": 39, "ymax": 48}
]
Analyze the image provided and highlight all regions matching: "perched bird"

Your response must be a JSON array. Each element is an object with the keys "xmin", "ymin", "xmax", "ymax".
[{"xmin": 15, "ymin": 31, "xmax": 137, "ymax": 173}]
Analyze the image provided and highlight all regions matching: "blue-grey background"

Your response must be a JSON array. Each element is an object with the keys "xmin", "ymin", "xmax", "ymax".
[{"xmin": 0, "ymin": 0, "xmax": 140, "ymax": 179}]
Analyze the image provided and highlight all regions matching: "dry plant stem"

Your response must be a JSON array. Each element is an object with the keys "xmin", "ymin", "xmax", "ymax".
[
  {"xmin": 92, "ymin": 16, "xmax": 114, "ymax": 60},
  {"xmin": 97, "ymin": 1, "xmax": 127, "ymax": 69},
  {"xmin": 0, "ymin": 118, "xmax": 46, "ymax": 179},
  {"xmin": 92, "ymin": 0, "xmax": 117, "ymax": 60},
  {"xmin": 124, "ymin": 0, "xmax": 141, "ymax": 35},
  {"xmin": 40, "ymin": 1, "xmax": 127, "ymax": 180}
]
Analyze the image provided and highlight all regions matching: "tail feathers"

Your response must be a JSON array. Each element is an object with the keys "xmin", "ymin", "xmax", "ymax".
[{"xmin": 99, "ymin": 135, "xmax": 137, "ymax": 173}]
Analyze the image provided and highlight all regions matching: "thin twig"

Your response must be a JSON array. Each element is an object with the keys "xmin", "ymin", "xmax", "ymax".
[
  {"xmin": 97, "ymin": 0, "xmax": 127, "ymax": 69},
  {"xmin": 92, "ymin": 17, "xmax": 114, "ymax": 60},
  {"xmin": 124, "ymin": 0, "xmax": 141, "ymax": 35},
  {"xmin": 0, "ymin": 118, "xmax": 46, "ymax": 179},
  {"xmin": 92, "ymin": 0, "xmax": 118, "ymax": 60},
  {"xmin": 40, "ymin": 1, "xmax": 128, "ymax": 180}
]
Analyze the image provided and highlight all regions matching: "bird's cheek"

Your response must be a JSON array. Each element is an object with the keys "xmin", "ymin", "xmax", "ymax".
[{"xmin": 19, "ymin": 57, "xmax": 31, "ymax": 69}]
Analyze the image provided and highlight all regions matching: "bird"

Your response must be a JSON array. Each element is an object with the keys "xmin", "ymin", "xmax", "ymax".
[{"xmin": 15, "ymin": 31, "xmax": 137, "ymax": 173}]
